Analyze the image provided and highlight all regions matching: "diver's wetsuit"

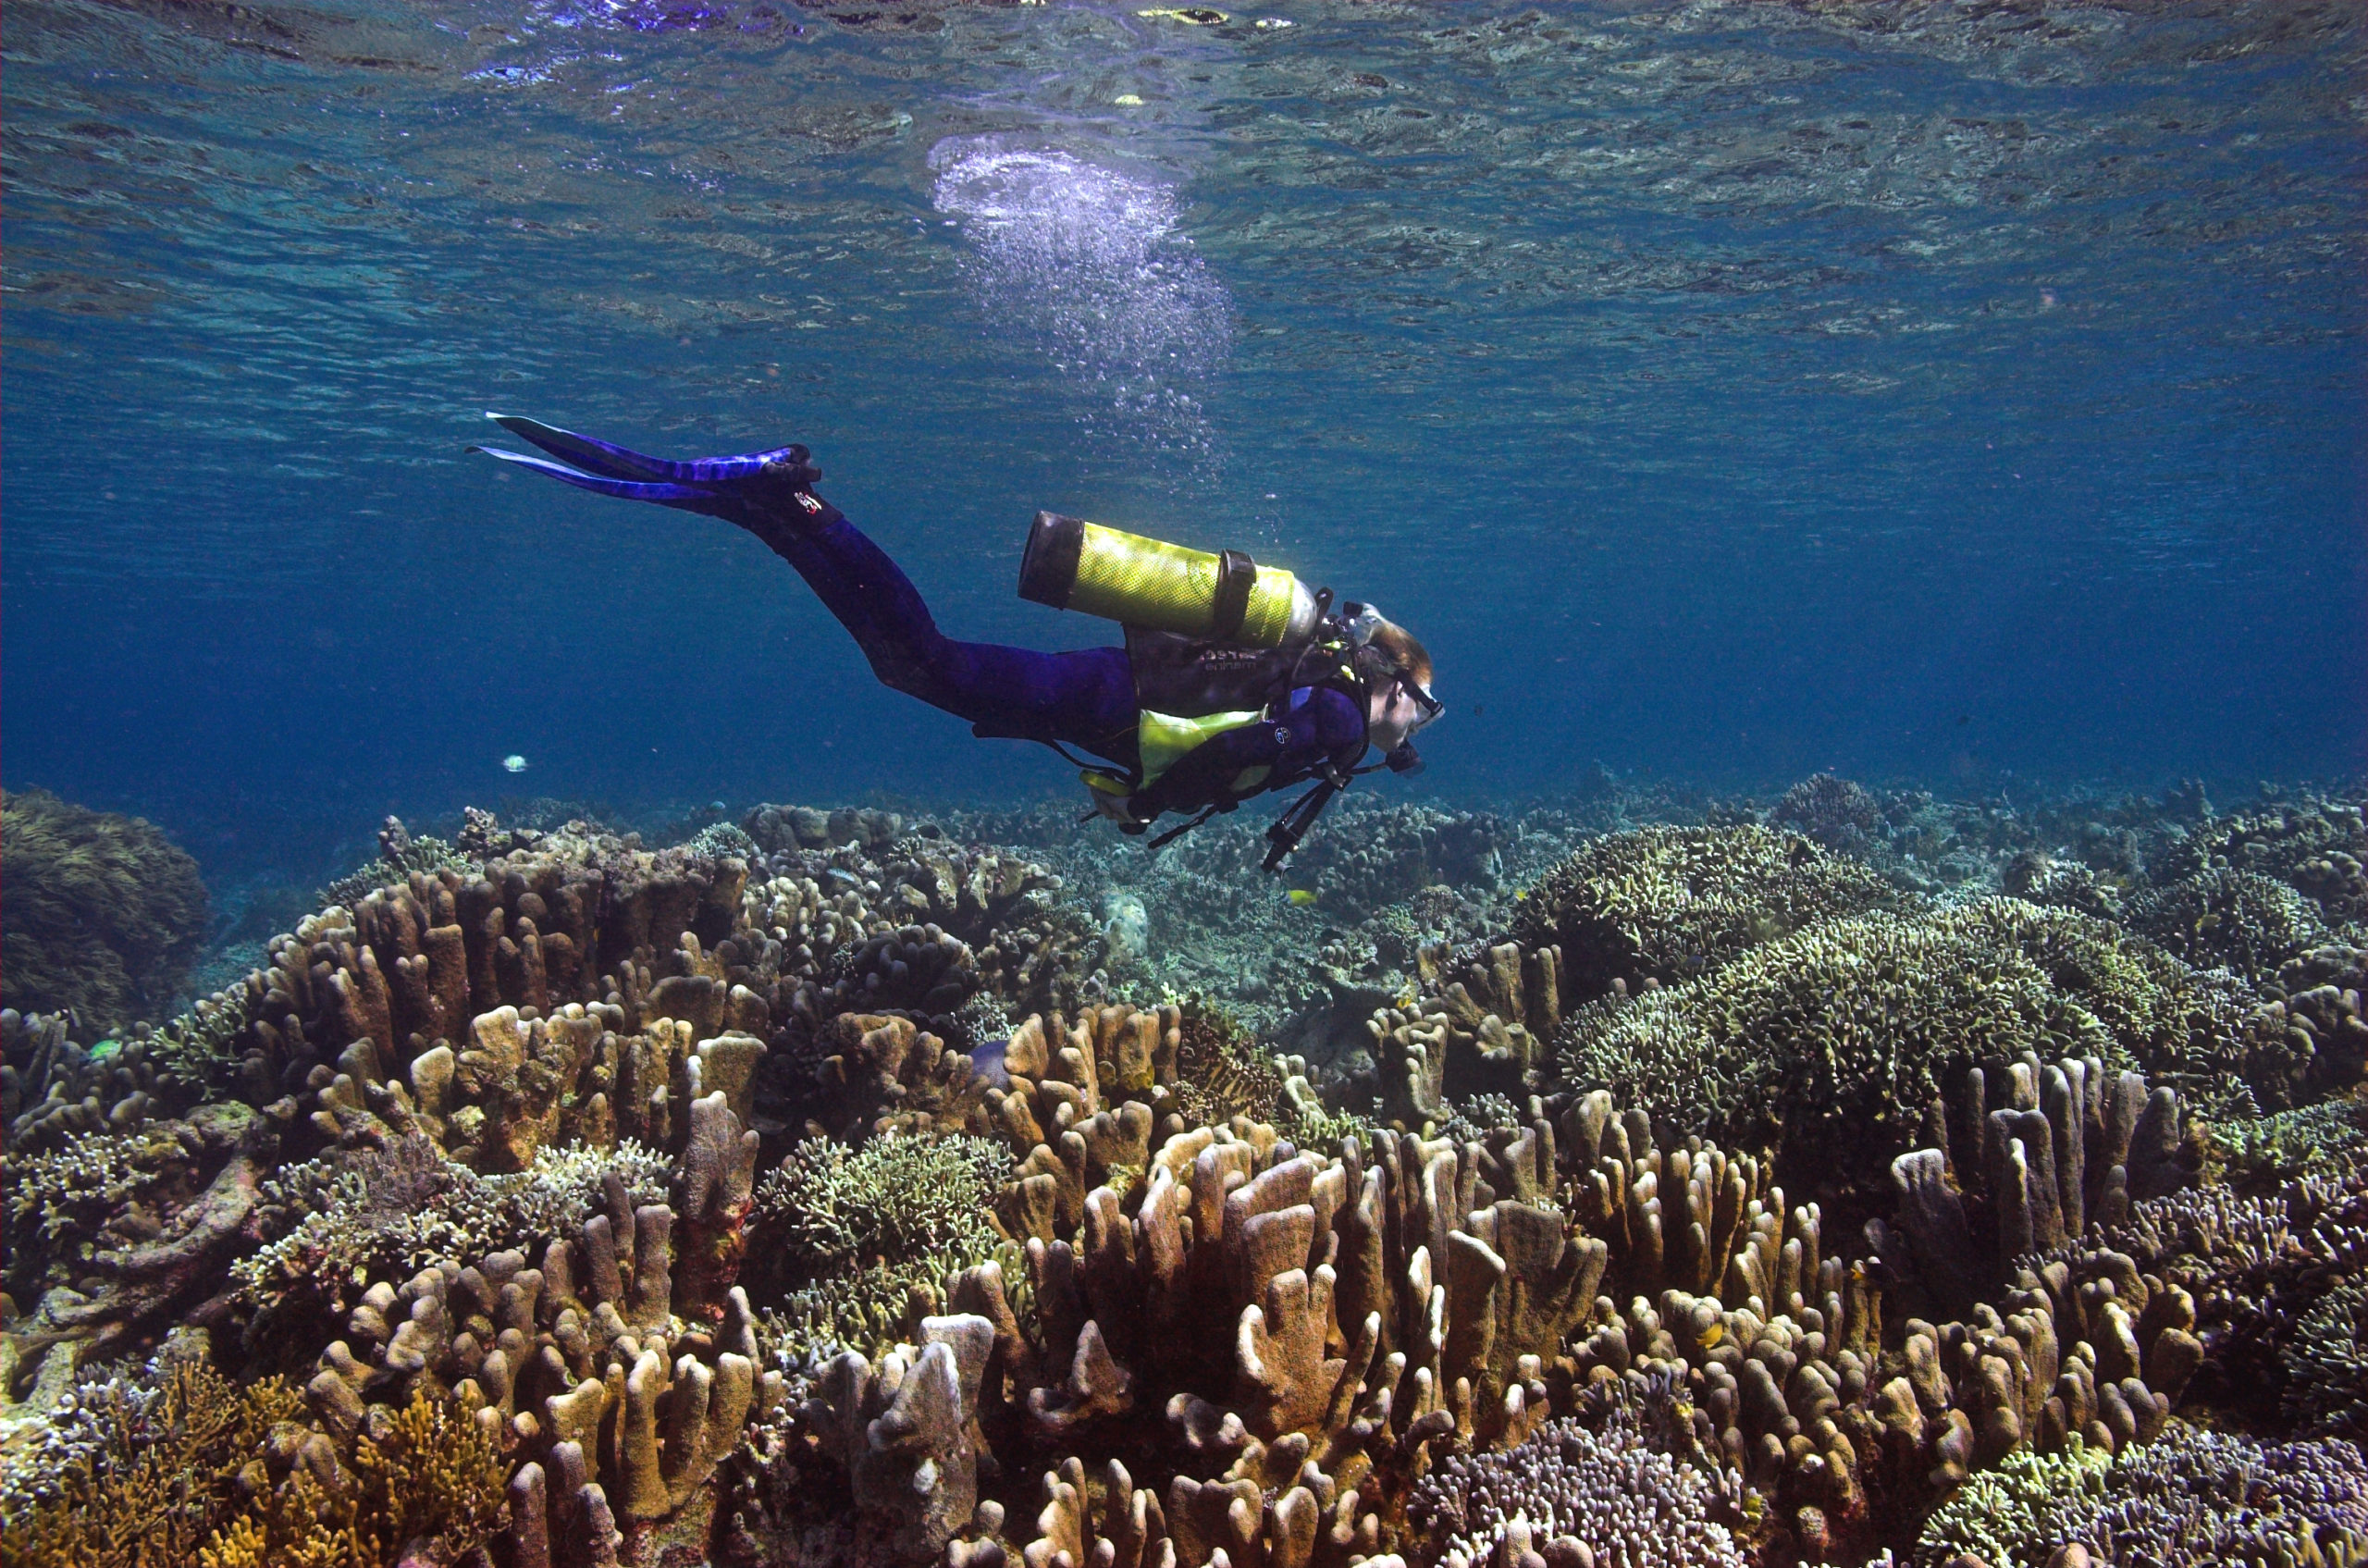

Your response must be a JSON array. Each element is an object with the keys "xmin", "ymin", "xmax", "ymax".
[{"xmin": 735, "ymin": 505, "xmax": 1370, "ymax": 821}]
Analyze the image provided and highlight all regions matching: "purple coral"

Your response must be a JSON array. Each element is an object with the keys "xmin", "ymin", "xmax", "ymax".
[
  {"xmin": 1770, "ymin": 772, "xmax": 1884, "ymax": 853},
  {"xmin": 1405, "ymin": 1417, "xmax": 1745, "ymax": 1568}
]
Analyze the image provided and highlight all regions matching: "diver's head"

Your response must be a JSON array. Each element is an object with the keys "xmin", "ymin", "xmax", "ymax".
[{"xmin": 1341, "ymin": 605, "xmax": 1440, "ymax": 755}]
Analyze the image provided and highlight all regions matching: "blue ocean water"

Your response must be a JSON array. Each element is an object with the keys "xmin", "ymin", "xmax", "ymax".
[{"xmin": 4, "ymin": 0, "xmax": 2362, "ymax": 884}]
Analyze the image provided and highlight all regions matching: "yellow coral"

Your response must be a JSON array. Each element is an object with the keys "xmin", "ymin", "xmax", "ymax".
[
  {"xmin": 198, "ymin": 1388, "xmax": 508, "ymax": 1568},
  {"xmin": 1, "ymin": 1363, "xmax": 298, "ymax": 1568}
]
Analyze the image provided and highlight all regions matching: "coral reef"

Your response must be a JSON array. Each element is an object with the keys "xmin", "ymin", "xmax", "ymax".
[
  {"xmin": 2126, "ymin": 869, "xmax": 2329, "ymax": 983},
  {"xmin": 1555, "ymin": 898, "xmax": 2256, "ymax": 1206},
  {"xmin": 1, "ymin": 788, "xmax": 210, "ymax": 1033},
  {"xmin": 1511, "ymin": 825, "xmax": 1900, "ymax": 1001},
  {"xmin": 1913, "ymin": 1423, "xmax": 2368, "ymax": 1566},
  {"xmin": 1771, "ymin": 774, "xmax": 1885, "ymax": 856},
  {"xmin": 8, "ymin": 781, "xmax": 2368, "ymax": 1567},
  {"xmin": 1405, "ymin": 1415, "xmax": 1745, "ymax": 1566}
]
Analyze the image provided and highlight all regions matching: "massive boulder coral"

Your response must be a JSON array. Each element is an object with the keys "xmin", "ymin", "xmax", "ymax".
[{"xmin": 0, "ymin": 787, "xmax": 211, "ymax": 1034}]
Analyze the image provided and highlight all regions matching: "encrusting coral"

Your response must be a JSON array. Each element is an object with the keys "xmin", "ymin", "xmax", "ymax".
[
  {"xmin": 0, "ymin": 787, "xmax": 211, "ymax": 1035},
  {"xmin": 8, "ymin": 784, "xmax": 2368, "ymax": 1568}
]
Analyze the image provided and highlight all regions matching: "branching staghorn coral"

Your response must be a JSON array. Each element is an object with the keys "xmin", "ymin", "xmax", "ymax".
[
  {"xmin": 1910, "ymin": 1436, "xmax": 2113, "ymax": 1568},
  {"xmin": 2127, "ymin": 868, "xmax": 2331, "ymax": 984},
  {"xmin": 1405, "ymin": 1415, "xmax": 1746, "ymax": 1567},
  {"xmin": 196, "ymin": 1385, "xmax": 511, "ymax": 1568},
  {"xmin": 1914, "ymin": 1422, "xmax": 2368, "ymax": 1567}
]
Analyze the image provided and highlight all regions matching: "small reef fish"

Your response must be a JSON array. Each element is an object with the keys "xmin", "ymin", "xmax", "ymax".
[
  {"xmin": 1287, "ymin": 889, "xmax": 1319, "ymax": 907},
  {"xmin": 968, "ymin": 1036, "xmax": 1011, "ymax": 1090},
  {"xmin": 502, "ymin": 754, "xmax": 529, "ymax": 773}
]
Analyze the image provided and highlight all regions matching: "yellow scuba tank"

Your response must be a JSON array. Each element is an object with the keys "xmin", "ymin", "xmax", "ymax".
[{"xmin": 1018, "ymin": 511, "xmax": 1320, "ymax": 648}]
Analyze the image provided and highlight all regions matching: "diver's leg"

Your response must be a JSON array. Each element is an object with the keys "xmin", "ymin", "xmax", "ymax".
[
  {"xmin": 469, "ymin": 419, "xmax": 1136, "ymax": 755},
  {"xmin": 741, "ymin": 512, "xmax": 1140, "ymax": 762}
]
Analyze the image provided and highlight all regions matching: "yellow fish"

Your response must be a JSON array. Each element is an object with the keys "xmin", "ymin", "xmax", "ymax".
[{"xmin": 1287, "ymin": 889, "xmax": 1319, "ymax": 907}]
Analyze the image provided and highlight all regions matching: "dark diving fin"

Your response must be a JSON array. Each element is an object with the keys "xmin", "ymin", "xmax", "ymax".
[
  {"xmin": 479, "ymin": 413, "xmax": 811, "ymax": 484},
  {"xmin": 467, "ymin": 441, "xmax": 714, "ymax": 507}
]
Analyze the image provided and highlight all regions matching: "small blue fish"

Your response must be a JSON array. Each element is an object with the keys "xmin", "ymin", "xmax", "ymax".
[{"xmin": 968, "ymin": 1037, "xmax": 1011, "ymax": 1090}]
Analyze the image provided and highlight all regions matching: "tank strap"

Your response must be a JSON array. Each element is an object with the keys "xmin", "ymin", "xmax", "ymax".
[{"xmin": 1210, "ymin": 549, "xmax": 1257, "ymax": 640}]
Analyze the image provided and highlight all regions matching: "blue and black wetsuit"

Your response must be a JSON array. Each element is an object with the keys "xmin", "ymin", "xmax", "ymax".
[{"xmin": 736, "ymin": 504, "xmax": 1371, "ymax": 822}]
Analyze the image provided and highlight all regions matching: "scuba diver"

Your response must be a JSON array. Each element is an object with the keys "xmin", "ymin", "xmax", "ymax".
[{"xmin": 471, "ymin": 417, "xmax": 1442, "ymax": 870}]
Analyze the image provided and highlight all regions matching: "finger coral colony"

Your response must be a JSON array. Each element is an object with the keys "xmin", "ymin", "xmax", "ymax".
[{"xmin": 4, "ymin": 780, "xmax": 2365, "ymax": 1568}]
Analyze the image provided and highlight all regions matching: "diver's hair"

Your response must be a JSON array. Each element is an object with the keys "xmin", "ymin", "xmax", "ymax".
[{"xmin": 1365, "ymin": 619, "xmax": 1433, "ymax": 689}]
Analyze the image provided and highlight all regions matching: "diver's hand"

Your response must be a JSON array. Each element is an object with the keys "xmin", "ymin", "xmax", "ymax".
[{"xmin": 468, "ymin": 414, "xmax": 841, "ymax": 528}]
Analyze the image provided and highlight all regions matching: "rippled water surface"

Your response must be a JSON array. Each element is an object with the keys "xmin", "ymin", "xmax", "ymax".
[{"xmin": 4, "ymin": 0, "xmax": 2363, "ymax": 866}]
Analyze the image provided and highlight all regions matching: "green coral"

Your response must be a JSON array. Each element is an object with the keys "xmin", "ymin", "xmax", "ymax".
[
  {"xmin": 2128, "ymin": 868, "xmax": 2330, "ymax": 983},
  {"xmin": 1911, "ymin": 1434, "xmax": 2112, "ymax": 1567},
  {"xmin": 137, "ymin": 987, "xmax": 258, "ymax": 1105},
  {"xmin": 2216, "ymin": 1097, "xmax": 2368, "ymax": 1192},
  {"xmin": 1511, "ymin": 824, "xmax": 1900, "ymax": 999},
  {"xmin": 1, "ymin": 788, "xmax": 210, "ymax": 1034},
  {"xmin": 1918, "ymin": 1423, "xmax": 2368, "ymax": 1567},
  {"xmin": 316, "ymin": 820, "xmax": 474, "ymax": 911},
  {"xmin": 754, "ymin": 1132, "xmax": 1017, "ymax": 1364},
  {"xmin": 4, "ymin": 1127, "xmax": 183, "ymax": 1285},
  {"xmin": 1556, "ymin": 898, "xmax": 2264, "ymax": 1193}
]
